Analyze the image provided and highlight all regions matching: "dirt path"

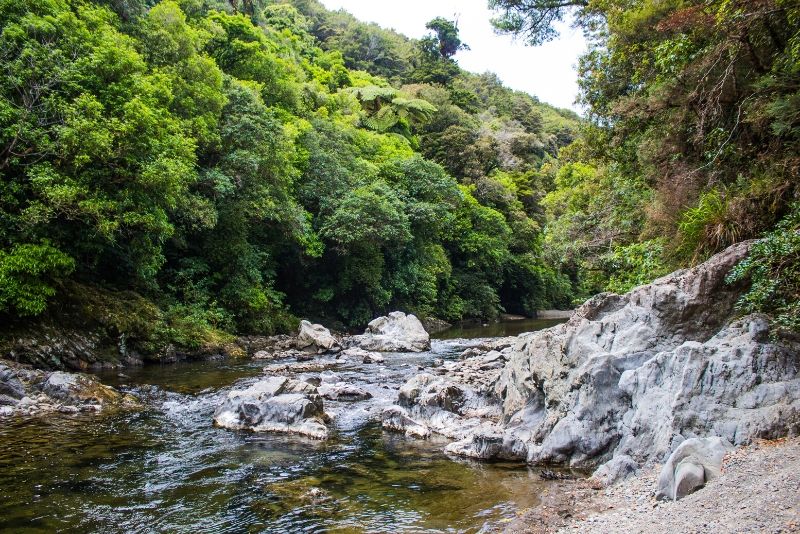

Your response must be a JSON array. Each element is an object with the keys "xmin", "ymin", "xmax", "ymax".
[{"xmin": 503, "ymin": 437, "xmax": 800, "ymax": 533}]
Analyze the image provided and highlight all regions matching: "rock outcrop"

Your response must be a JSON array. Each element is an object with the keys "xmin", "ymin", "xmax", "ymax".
[
  {"xmin": 347, "ymin": 312, "xmax": 430, "ymax": 352},
  {"xmin": 296, "ymin": 320, "xmax": 339, "ymax": 353},
  {"xmin": 380, "ymin": 370, "xmax": 502, "ymax": 440},
  {"xmin": 213, "ymin": 377, "xmax": 330, "ymax": 439},
  {"xmin": 0, "ymin": 361, "xmax": 140, "ymax": 416},
  {"xmin": 384, "ymin": 242, "xmax": 800, "ymax": 482},
  {"xmin": 656, "ymin": 436, "xmax": 732, "ymax": 501},
  {"xmin": 421, "ymin": 317, "xmax": 452, "ymax": 335}
]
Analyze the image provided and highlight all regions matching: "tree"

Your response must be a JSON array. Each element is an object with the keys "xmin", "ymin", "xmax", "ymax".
[
  {"xmin": 424, "ymin": 17, "xmax": 469, "ymax": 59},
  {"xmin": 488, "ymin": 0, "xmax": 590, "ymax": 46}
]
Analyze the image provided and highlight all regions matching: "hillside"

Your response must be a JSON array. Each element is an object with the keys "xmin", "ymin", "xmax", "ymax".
[{"xmin": 0, "ymin": 0, "xmax": 580, "ymax": 364}]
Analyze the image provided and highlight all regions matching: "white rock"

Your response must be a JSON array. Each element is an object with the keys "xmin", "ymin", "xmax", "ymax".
[
  {"xmin": 297, "ymin": 320, "xmax": 339, "ymax": 353},
  {"xmin": 347, "ymin": 312, "xmax": 430, "ymax": 352},
  {"xmin": 656, "ymin": 436, "xmax": 733, "ymax": 500},
  {"xmin": 213, "ymin": 377, "xmax": 329, "ymax": 439}
]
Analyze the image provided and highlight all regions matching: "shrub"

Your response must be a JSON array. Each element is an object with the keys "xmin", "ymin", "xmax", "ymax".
[
  {"xmin": 727, "ymin": 204, "xmax": 800, "ymax": 336},
  {"xmin": 0, "ymin": 243, "xmax": 75, "ymax": 316}
]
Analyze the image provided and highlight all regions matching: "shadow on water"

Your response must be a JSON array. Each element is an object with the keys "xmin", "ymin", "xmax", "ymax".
[{"xmin": 0, "ymin": 319, "xmax": 566, "ymax": 533}]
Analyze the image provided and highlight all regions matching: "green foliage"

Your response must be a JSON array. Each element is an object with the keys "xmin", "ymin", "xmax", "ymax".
[
  {"xmin": 601, "ymin": 240, "xmax": 669, "ymax": 295},
  {"xmin": 0, "ymin": 243, "xmax": 75, "ymax": 316},
  {"xmin": 320, "ymin": 181, "xmax": 411, "ymax": 249},
  {"xmin": 488, "ymin": 0, "xmax": 588, "ymax": 46},
  {"xmin": 0, "ymin": 0, "xmax": 584, "ymax": 353},
  {"xmin": 678, "ymin": 189, "xmax": 735, "ymax": 261},
  {"xmin": 496, "ymin": 0, "xmax": 800, "ymax": 300},
  {"xmin": 727, "ymin": 204, "xmax": 800, "ymax": 335}
]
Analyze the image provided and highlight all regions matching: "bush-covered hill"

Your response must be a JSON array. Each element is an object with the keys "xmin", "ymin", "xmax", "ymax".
[{"xmin": 0, "ymin": 0, "xmax": 580, "ymax": 356}]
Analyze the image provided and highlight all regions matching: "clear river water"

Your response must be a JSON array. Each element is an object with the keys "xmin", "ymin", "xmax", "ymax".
[{"xmin": 0, "ymin": 321, "xmax": 566, "ymax": 533}]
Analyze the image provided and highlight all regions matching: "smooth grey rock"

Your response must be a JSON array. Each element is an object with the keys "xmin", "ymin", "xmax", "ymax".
[
  {"xmin": 591, "ymin": 455, "xmax": 639, "ymax": 487},
  {"xmin": 214, "ymin": 377, "xmax": 329, "ymax": 439},
  {"xmin": 347, "ymin": 312, "xmax": 430, "ymax": 352},
  {"xmin": 381, "ymin": 406, "xmax": 430, "ymax": 438},
  {"xmin": 439, "ymin": 242, "xmax": 800, "ymax": 473},
  {"xmin": 297, "ymin": 320, "xmax": 339, "ymax": 353},
  {"xmin": 656, "ymin": 436, "xmax": 733, "ymax": 501}
]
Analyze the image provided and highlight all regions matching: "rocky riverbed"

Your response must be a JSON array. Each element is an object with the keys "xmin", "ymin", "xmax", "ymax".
[{"xmin": 0, "ymin": 360, "xmax": 140, "ymax": 417}]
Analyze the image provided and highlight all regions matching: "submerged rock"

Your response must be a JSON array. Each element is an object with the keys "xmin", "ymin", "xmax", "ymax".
[
  {"xmin": 346, "ymin": 312, "xmax": 430, "ymax": 352},
  {"xmin": 213, "ymin": 377, "xmax": 329, "ymax": 439},
  {"xmin": 297, "ymin": 320, "xmax": 339, "ymax": 354},
  {"xmin": 43, "ymin": 371, "xmax": 122, "ymax": 405}
]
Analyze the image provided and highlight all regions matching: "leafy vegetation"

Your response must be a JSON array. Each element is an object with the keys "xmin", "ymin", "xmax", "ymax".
[
  {"xmin": 490, "ymin": 0, "xmax": 800, "ymax": 321},
  {"xmin": 0, "ymin": 0, "xmax": 580, "ymax": 355},
  {"xmin": 727, "ymin": 204, "xmax": 800, "ymax": 337},
  {"xmin": 7, "ymin": 0, "xmax": 792, "ymax": 354}
]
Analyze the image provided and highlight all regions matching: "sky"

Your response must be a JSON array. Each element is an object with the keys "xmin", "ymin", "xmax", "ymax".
[{"xmin": 318, "ymin": 0, "xmax": 587, "ymax": 112}]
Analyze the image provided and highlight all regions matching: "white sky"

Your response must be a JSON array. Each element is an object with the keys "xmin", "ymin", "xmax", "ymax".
[{"xmin": 318, "ymin": 0, "xmax": 587, "ymax": 112}]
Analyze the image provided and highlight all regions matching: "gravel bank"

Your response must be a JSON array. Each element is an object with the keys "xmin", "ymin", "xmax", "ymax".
[{"xmin": 504, "ymin": 437, "xmax": 800, "ymax": 533}]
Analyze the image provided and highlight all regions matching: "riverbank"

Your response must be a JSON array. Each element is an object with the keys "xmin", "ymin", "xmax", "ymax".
[{"xmin": 502, "ymin": 437, "xmax": 800, "ymax": 533}]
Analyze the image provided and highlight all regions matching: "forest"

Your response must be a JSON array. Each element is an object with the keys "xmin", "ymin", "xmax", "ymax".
[{"xmin": 0, "ymin": 0, "xmax": 797, "ymax": 359}]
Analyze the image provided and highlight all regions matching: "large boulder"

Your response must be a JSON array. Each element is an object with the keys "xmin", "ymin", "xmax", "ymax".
[
  {"xmin": 213, "ymin": 377, "xmax": 329, "ymax": 439},
  {"xmin": 432, "ymin": 242, "xmax": 800, "ymax": 478},
  {"xmin": 296, "ymin": 320, "xmax": 339, "ymax": 354},
  {"xmin": 656, "ymin": 437, "xmax": 732, "ymax": 500},
  {"xmin": 347, "ymin": 311, "xmax": 430, "ymax": 352}
]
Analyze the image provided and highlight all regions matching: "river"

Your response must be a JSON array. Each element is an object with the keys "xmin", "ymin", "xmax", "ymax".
[{"xmin": 0, "ymin": 321, "xmax": 567, "ymax": 533}]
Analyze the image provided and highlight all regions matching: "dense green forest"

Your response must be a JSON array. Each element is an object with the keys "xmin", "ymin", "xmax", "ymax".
[
  {"xmin": 1, "ymin": 0, "xmax": 797, "ymax": 357},
  {"xmin": 0, "ymin": 0, "xmax": 581, "ymax": 354}
]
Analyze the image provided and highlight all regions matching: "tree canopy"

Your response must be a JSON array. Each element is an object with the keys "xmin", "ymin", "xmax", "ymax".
[
  {"xmin": 491, "ymin": 0, "xmax": 800, "ymax": 332},
  {"xmin": 0, "ymin": 0, "xmax": 580, "ymax": 355}
]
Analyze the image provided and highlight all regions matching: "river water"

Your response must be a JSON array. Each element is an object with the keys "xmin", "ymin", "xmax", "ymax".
[{"xmin": 0, "ymin": 323, "xmax": 566, "ymax": 533}]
